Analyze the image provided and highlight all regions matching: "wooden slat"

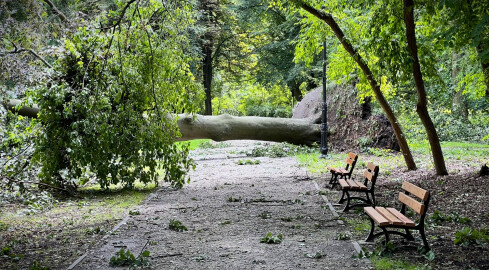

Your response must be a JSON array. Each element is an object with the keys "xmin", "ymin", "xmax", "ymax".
[
  {"xmin": 387, "ymin": 208, "xmax": 415, "ymax": 227},
  {"xmin": 399, "ymin": 192, "xmax": 425, "ymax": 214},
  {"xmin": 376, "ymin": 207, "xmax": 404, "ymax": 225},
  {"xmin": 364, "ymin": 170, "xmax": 373, "ymax": 181},
  {"xmin": 366, "ymin": 162, "xmax": 377, "ymax": 171},
  {"xmin": 346, "ymin": 157, "xmax": 354, "ymax": 165},
  {"xmin": 402, "ymin": 182, "xmax": 429, "ymax": 201},
  {"xmin": 339, "ymin": 179, "xmax": 350, "ymax": 189},
  {"xmin": 327, "ymin": 166, "xmax": 335, "ymax": 171},
  {"xmin": 339, "ymin": 168, "xmax": 349, "ymax": 174},
  {"xmin": 355, "ymin": 181, "xmax": 367, "ymax": 190},
  {"xmin": 348, "ymin": 152, "xmax": 358, "ymax": 160},
  {"xmin": 346, "ymin": 179, "xmax": 360, "ymax": 189},
  {"xmin": 364, "ymin": 207, "xmax": 389, "ymax": 226}
]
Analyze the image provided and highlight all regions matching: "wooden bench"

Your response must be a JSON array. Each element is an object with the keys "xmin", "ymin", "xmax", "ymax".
[
  {"xmin": 338, "ymin": 162, "xmax": 379, "ymax": 212},
  {"xmin": 326, "ymin": 152, "xmax": 358, "ymax": 188},
  {"xmin": 364, "ymin": 181, "xmax": 431, "ymax": 250}
]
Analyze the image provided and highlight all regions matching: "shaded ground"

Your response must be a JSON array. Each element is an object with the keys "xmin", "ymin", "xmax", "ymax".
[
  {"xmin": 1, "ymin": 140, "xmax": 488, "ymax": 269},
  {"xmin": 71, "ymin": 141, "xmax": 368, "ymax": 269}
]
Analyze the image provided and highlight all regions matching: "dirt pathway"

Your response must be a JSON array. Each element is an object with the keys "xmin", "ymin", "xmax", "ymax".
[{"xmin": 70, "ymin": 141, "xmax": 370, "ymax": 269}]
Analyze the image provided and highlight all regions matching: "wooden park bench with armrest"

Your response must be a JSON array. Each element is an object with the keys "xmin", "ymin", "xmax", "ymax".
[
  {"xmin": 364, "ymin": 181, "xmax": 431, "ymax": 251},
  {"xmin": 338, "ymin": 162, "xmax": 379, "ymax": 212},
  {"xmin": 327, "ymin": 152, "xmax": 358, "ymax": 188}
]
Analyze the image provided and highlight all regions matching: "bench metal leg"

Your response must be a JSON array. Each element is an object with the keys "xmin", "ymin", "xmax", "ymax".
[
  {"xmin": 404, "ymin": 228, "xmax": 415, "ymax": 241},
  {"xmin": 338, "ymin": 189, "xmax": 347, "ymax": 204},
  {"xmin": 365, "ymin": 217, "xmax": 375, "ymax": 242},
  {"xmin": 342, "ymin": 191, "xmax": 351, "ymax": 212},
  {"xmin": 329, "ymin": 173, "xmax": 338, "ymax": 188},
  {"xmin": 370, "ymin": 191, "xmax": 376, "ymax": 207},
  {"xmin": 419, "ymin": 227, "xmax": 430, "ymax": 251},
  {"xmin": 381, "ymin": 227, "xmax": 390, "ymax": 246}
]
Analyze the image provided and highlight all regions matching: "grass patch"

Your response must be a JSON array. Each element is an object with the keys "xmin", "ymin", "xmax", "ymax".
[
  {"xmin": 296, "ymin": 153, "xmax": 342, "ymax": 175},
  {"xmin": 370, "ymin": 257, "xmax": 421, "ymax": 270}
]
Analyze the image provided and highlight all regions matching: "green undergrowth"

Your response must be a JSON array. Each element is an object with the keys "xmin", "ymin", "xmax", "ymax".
[
  {"xmin": 296, "ymin": 141, "xmax": 489, "ymax": 176},
  {"xmin": 370, "ymin": 256, "xmax": 429, "ymax": 270},
  {"xmin": 176, "ymin": 139, "xmax": 210, "ymax": 150}
]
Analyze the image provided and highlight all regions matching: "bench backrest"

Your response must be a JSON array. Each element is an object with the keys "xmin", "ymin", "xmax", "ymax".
[
  {"xmin": 362, "ymin": 162, "xmax": 379, "ymax": 189},
  {"xmin": 344, "ymin": 152, "xmax": 358, "ymax": 173},
  {"xmin": 399, "ymin": 181, "xmax": 430, "ymax": 217}
]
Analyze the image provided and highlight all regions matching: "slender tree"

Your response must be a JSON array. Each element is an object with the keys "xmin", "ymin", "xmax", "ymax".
[{"xmin": 402, "ymin": 0, "xmax": 447, "ymax": 175}]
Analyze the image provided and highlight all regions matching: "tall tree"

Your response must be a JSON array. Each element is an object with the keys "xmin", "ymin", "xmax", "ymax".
[
  {"xmin": 198, "ymin": 0, "xmax": 220, "ymax": 115},
  {"xmin": 403, "ymin": 0, "xmax": 448, "ymax": 175}
]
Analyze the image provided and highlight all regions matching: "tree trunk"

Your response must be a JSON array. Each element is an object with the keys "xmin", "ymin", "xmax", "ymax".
[
  {"xmin": 403, "ymin": 0, "xmax": 448, "ymax": 175},
  {"xmin": 295, "ymin": 1, "xmax": 417, "ymax": 171},
  {"xmin": 289, "ymin": 82, "xmax": 303, "ymax": 102},
  {"xmin": 176, "ymin": 114, "xmax": 320, "ymax": 145},
  {"xmin": 451, "ymin": 52, "xmax": 469, "ymax": 120},
  {"xmin": 3, "ymin": 99, "xmax": 320, "ymax": 146},
  {"xmin": 203, "ymin": 44, "xmax": 213, "ymax": 115}
]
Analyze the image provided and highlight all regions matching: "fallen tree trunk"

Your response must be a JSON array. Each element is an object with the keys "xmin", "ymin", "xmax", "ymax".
[
  {"xmin": 3, "ymin": 99, "xmax": 320, "ymax": 145},
  {"xmin": 176, "ymin": 114, "xmax": 320, "ymax": 145}
]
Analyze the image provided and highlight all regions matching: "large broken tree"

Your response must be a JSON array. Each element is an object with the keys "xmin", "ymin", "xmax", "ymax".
[{"xmin": 3, "ymin": 99, "xmax": 320, "ymax": 146}]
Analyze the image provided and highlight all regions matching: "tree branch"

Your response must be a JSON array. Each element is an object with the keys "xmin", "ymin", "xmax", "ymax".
[
  {"xmin": 0, "ymin": 41, "xmax": 53, "ymax": 68},
  {"xmin": 1, "ymin": 175, "xmax": 70, "ymax": 193},
  {"xmin": 41, "ymin": 0, "xmax": 67, "ymax": 22}
]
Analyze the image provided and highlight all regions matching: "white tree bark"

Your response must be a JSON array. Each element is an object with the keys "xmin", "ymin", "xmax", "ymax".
[{"xmin": 176, "ymin": 114, "xmax": 320, "ymax": 145}]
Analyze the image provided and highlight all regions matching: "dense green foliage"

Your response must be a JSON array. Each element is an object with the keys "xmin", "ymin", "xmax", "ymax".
[
  {"xmin": 1, "ymin": 1, "xmax": 201, "ymax": 190},
  {"xmin": 35, "ymin": 1, "xmax": 199, "ymax": 189}
]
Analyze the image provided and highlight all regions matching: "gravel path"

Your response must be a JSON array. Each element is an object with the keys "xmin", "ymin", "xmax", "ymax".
[{"xmin": 70, "ymin": 141, "xmax": 371, "ymax": 269}]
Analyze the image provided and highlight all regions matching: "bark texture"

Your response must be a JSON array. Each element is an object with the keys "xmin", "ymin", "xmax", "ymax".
[
  {"xmin": 295, "ymin": 1, "xmax": 417, "ymax": 170},
  {"xmin": 176, "ymin": 114, "xmax": 320, "ymax": 145},
  {"xmin": 199, "ymin": 0, "xmax": 220, "ymax": 115},
  {"xmin": 403, "ymin": 0, "xmax": 448, "ymax": 175}
]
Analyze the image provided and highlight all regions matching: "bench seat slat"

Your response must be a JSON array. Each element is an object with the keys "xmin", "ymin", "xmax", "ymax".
[
  {"xmin": 339, "ymin": 179, "xmax": 350, "ymax": 189},
  {"xmin": 364, "ymin": 207, "xmax": 389, "ymax": 226},
  {"xmin": 386, "ymin": 207, "xmax": 415, "ymax": 227},
  {"xmin": 376, "ymin": 207, "xmax": 404, "ymax": 225},
  {"xmin": 346, "ymin": 179, "xmax": 360, "ymax": 189},
  {"xmin": 355, "ymin": 181, "xmax": 367, "ymax": 190}
]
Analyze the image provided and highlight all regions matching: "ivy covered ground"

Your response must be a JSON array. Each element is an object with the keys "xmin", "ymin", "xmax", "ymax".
[{"xmin": 1, "ymin": 140, "xmax": 488, "ymax": 269}]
